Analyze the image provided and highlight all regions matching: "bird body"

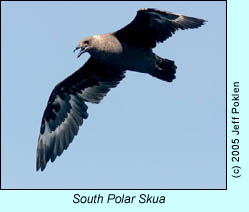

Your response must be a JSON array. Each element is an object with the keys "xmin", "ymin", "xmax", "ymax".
[
  {"xmin": 36, "ymin": 8, "xmax": 206, "ymax": 171},
  {"xmin": 81, "ymin": 33, "xmax": 155, "ymax": 73}
]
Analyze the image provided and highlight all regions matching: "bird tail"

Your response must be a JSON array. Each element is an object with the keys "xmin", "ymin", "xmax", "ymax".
[{"xmin": 151, "ymin": 55, "xmax": 177, "ymax": 82}]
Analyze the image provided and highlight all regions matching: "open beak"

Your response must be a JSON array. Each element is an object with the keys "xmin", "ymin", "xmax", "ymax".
[{"xmin": 74, "ymin": 45, "xmax": 88, "ymax": 58}]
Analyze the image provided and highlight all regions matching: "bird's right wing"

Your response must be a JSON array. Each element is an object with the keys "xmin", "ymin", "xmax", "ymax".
[
  {"xmin": 114, "ymin": 8, "xmax": 206, "ymax": 48},
  {"xmin": 36, "ymin": 57, "xmax": 125, "ymax": 171}
]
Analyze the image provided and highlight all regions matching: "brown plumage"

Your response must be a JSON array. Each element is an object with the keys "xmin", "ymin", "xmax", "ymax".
[{"xmin": 36, "ymin": 8, "xmax": 206, "ymax": 171}]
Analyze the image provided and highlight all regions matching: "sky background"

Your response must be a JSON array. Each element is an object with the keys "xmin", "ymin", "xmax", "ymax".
[{"xmin": 1, "ymin": 1, "xmax": 226, "ymax": 189}]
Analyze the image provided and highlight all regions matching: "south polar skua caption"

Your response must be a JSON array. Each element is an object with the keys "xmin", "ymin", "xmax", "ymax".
[{"xmin": 73, "ymin": 193, "xmax": 166, "ymax": 204}]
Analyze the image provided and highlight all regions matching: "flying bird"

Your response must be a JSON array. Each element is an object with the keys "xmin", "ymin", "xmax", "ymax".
[{"xmin": 36, "ymin": 8, "xmax": 206, "ymax": 171}]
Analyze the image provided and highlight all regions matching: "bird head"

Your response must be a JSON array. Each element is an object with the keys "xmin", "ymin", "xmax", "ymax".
[{"xmin": 74, "ymin": 37, "xmax": 92, "ymax": 58}]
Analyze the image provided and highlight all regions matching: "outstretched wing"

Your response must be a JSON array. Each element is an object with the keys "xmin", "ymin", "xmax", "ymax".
[
  {"xmin": 36, "ymin": 57, "xmax": 125, "ymax": 171},
  {"xmin": 114, "ymin": 8, "xmax": 206, "ymax": 48}
]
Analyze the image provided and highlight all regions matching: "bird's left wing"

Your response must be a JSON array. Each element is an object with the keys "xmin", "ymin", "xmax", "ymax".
[
  {"xmin": 36, "ymin": 57, "xmax": 125, "ymax": 171},
  {"xmin": 114, "ymin": 8, "xmax": 206, "ymax": 48}
]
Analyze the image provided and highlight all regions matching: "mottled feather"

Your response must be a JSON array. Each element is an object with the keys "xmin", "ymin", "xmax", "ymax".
[{"xmin": 36, "ymin": 57, "xmax": 125, "ymax": 171}]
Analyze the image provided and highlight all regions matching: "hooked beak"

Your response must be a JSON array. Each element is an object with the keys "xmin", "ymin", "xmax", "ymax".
[{"xmin": 74, "ymin": 45, "xmax": 88, "ymax": 58}]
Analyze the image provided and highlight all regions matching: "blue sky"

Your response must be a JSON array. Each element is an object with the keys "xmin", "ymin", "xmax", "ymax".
[{"xmin": 1, "ymin": 1, "xmax": 226, "ymax": 189}]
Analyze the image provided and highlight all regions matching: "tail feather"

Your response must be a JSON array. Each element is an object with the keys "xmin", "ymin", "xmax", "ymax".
[{"xmin": 152, "ymin": 55, "xmax": 177, "ymax": 82}]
